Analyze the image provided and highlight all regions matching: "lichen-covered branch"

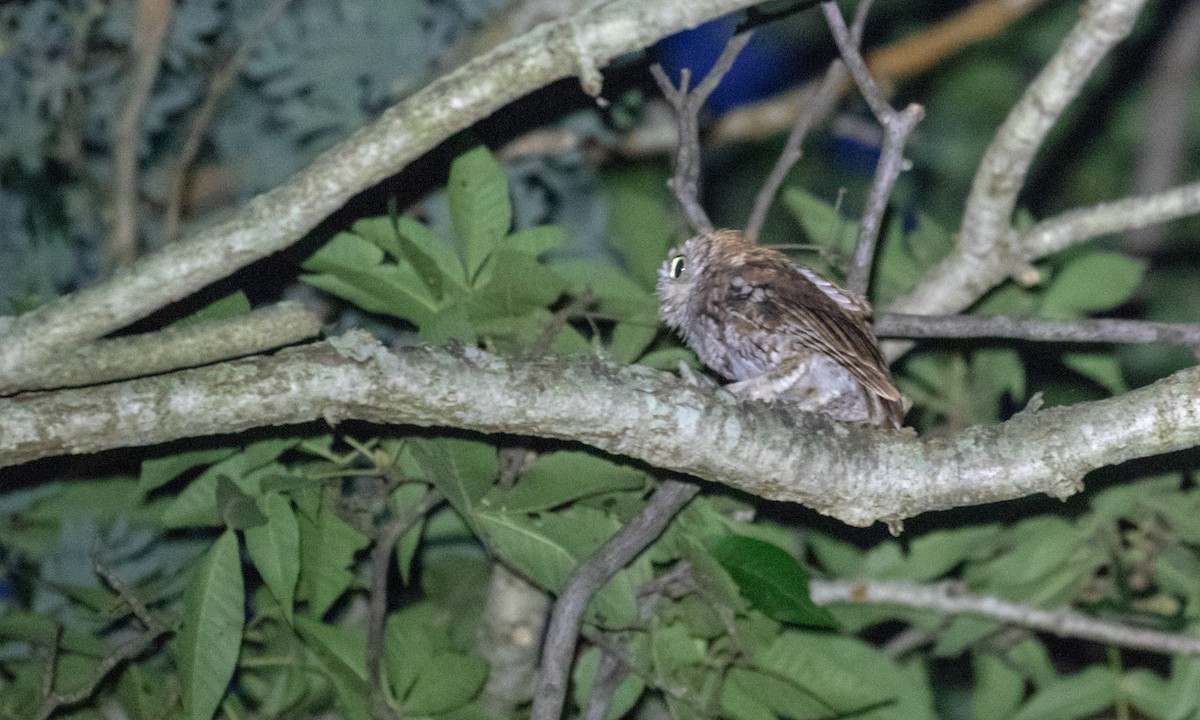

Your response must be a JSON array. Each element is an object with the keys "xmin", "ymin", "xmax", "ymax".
[
  {"xmin": 0, "ymin": 0, "xmax": 765, "ymax": 390},
  {"xmin": 3, "ymin": 331, "xmax": 1198, "ymax": 529},
  {"xmin": 6, "ymin": 302, "xmax": 321, "ymax": 394}
]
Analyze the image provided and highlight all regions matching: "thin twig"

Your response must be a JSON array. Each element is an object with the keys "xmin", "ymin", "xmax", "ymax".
[
  {"xmin": 822, "ymin": 1, "xmax": 924, "ymax": 296},
  {"xmin": 810, "ymin": 579, "xmax": 1200, "ymax": 656},
  {"xmin": 650, "ymin": 31, "xmax": 754, "ymax": 235},
  {"xmin": 875, "ymin": 313, "xmax": 1200, "ymax": 354},
  {"xmin": 36, "ymin": 563, "xmax": 173, "ymax": 720},
  {"xmin": 108, "ymin": 0, "xmax": 173, "ymax": 268},
  {"xmin": 529, "ymin": 479, "xmax": 699, "ymax": 720},
  {"xmin": 163, "ymin": 0, "xmax": 293, "ymax": 242},
  {"xmin": 367, "ymin": 487, "xmax": 444, "ymax": 720},
  {"xmin": 744, "ymin": 61, "xmax": 848, "ymax": 243}
]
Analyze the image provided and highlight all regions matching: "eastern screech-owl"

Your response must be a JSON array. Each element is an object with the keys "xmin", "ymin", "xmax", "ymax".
[{"xmin": 657, "ymin": 229, "xmax": 909, "ymax": 428}]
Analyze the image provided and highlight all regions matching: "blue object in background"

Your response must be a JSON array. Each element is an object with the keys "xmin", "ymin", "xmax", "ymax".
[{"xmin": 654, "ymin": 16, "xmax": 804, "ymax": 115}]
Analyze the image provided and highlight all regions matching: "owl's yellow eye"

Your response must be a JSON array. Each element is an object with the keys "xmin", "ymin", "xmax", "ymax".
[{"xmin": 669, "ymin": 255, "xmax": 686, "ymax": 279}]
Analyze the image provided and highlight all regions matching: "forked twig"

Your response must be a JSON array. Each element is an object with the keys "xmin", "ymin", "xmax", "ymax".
[{"xmin": 650, "ymin": 31, "xmax": 755, "ymax": 234}]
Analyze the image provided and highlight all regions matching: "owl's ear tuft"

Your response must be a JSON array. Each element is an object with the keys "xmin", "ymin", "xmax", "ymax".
[{"xmin": 669, "ymin": 255, "xmax": 687, "ymax": 279}]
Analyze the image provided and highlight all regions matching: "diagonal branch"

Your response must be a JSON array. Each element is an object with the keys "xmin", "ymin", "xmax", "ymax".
[
  {"xmin": 890, "ymin": 0, "xmax": 1149, "ymax": 318},
  {"xmin": 3, "ymin": 332, "xmax": 1200, "ymax": 529},
  {"xmin": 530, "ymin": 479, "xmax": 697, "ymax": 720},
  {"xmin": 0, "ymin": 0, "xmax": 767, "ymax": 388}
]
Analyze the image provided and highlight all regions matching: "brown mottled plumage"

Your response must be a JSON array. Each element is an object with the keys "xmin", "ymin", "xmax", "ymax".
[{"xmin": 657, "ymin": 229, "xmax": 909, "ymax": 428}]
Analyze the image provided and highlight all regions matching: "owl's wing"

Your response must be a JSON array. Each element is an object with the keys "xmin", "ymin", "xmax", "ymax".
[{"xmin": 727, "ymin": 262, "xmax": 904, "ymax": 404}]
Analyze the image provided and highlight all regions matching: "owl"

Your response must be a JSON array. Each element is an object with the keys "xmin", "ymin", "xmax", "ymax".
[{"xmin": 657, "ymin": 229, "xmax": 909, "ymax": 428}]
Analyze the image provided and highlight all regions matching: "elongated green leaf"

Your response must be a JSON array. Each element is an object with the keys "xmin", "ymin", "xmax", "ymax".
[
  {"xmin": 293, "ymin": 615, "xmax": 372, "ymax": 720},
  {"xmin": 177, "ymin": 530, "xmax": 245, "ymax": 720},
  {"xmin": 301, "ymin": 263, "xmax": 437, "ymax": 326},
  {"xmin": 499, "ymin": 225, "xmax": 565, "ymax": 256},
  {"xmin": 245, "ymin": 492, "xmax": 300, "ymax": 624},
  {"xmin": 140, "ymin": 447, "xmax": 236, "ymax": 494},
  {"xmin": 572, "ymin": 646, "xmax": 645, "ymax": 720},
  {"xmin": 482, "ymin": 451, "xmax": 648, "ymax": 513},
  {"xmin": 295, "ymin": 488, "xmax": 369, "ymax": 617},
  {"xmin": 171, "ymin": 292, "xmax": 252, "ymax": 328},
  {"xmin": 466, "ymin": 250, "xmax": 567, "ymax": 320},
  {"xmin": 392, "ymin": 216, "xmax": 468, "ymax": 287},
  {"xmin": 1011, "ymin": 666, "xmax": 1118, "ymax": 720},
  {"xmin": 1040, "ymin": 252, "xmax": 1146, "ymax": 318},
  {"xmin": 385, "ymin": 604, "xmax": 439, "ymax": 700},
  {"xmin": 390, "ymin": 483, "xmax": 430, "ymax": 584},
  {"xmin": 475, "ymin": 506, "xmax": 645, "ymax": 627},
  {"xmin": 712, "ymin": 535, "xmax": 837, "ymax": 629},
  {"xmin": 604, "ymin": 166, "xmax": 675, "ymax": 290},
  {"xmin": 549, "ymin": 259, "xmax": 657, "ymax": 318},
  {"xmin": 352, "ymin": 216, "xmax": 449, "ymax": 300},
  {"xmin": 448, "ymin": 146, "xmax": 511, "ymax": 280},
  {"xmin": 410, "ymin": 438, "xmax": 498, "ymax": 522},
  {"xmin": 783, "ymin": 187, "xmax": 857, "ymax": 254}
]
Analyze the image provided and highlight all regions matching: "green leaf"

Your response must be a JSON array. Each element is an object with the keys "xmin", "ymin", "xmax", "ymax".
[
  {"xmin": 352, "ymin": 216, "xmax": 444, "ymax": 300},
  {"xmin": 482, "ymin": 451, "xmax": 649, "ymax": 513},
  {"xmin": 293, "ymin": 615, "xmax": 372, "ymax": 720},
  {"xmin": 301, "ymin": 264, "xmax": 437, "ymax": 326},
  {"xmin": 1064, "ymin": 352, "xmax": 1128, "ymax": 395},
  {"xmin": 783, "ymin": 187, "xmax": 857, "ymax": 254},
  {"xmin": 402, "ymin": 651, "xmax": 489, "ymax": 715},
  {"xmin": 176, "ymin": 530, "xmax": 245, "ymax": 720},
  {"xmin": 385, "ymin": 604, "xmax": 440, "ymax": 700},
  {"xmin": 1040, "ymin": 252, "xmax": 1146, "ymax": 318},
  {"xmin": 573, "ymin": 646, "xmax": 645, "ymax": 720},
  {"xmin": 419, "ymin": 301, "xmax": 478, "ymax": 345},
  {"xmin": 448, "ymin": 146, "xmax": 511, "ymax": 280},
  {"xmin": 498, "ymin": 225, "xmax": 565, "ymax": 256},
  {"xmin": 244, "ymin": 492, "xmax": 300, "ymax": 624},
  {"xmin": 390, "ymin": 483, "xmax": 429, "ymax": 584},
  {"xmin": 1011, "ymin": 666, "xmax": 1118, "ymax": 720},
  {"xmin": 302, "ymin": 231, "xmax": 386, "ymax": 273},
  {"xmin": 604, "ymin": 166, "xmax": 675, "ymax": 289},
  {"xmin": 140, "ymin": 447, "xmax": 236, "ymax": 494},
  {"xmin": 467, "ymin": 250, "xmax": 567, "ymax": 320},
  {"xmin": 410, "ymin": 438, "xmax": 498, "ymax": 522},
  {"xmin": 609, "ymin": 320, "xmax": 659, "ymax": 364},
  {"xmin": 711, "ymin": 535, "xmax": 837, "ymax": 629},
  {"xmin": 757, "ymin": 632, "xmax": 904, "ymax": 716},
  {"xmin": 295, "ymin": 488, "xmax": 369, "ymax": 617},
  {"xmin": 548, "ymin": 259, "xmax": 658, "ymax": 318},
  {"xmin": 475, "ymin": 506, "xmax": 646, "ymax": 627},
  {"xmin": 904, "ymin": 525, "xmax": 1003, "ymax": 582},
  {"xmin": 392, "ymin": 216, "xmax": 469, "ymax": 288},
  {"xmin": 162, "ymin": 439, "xmax": 298, "ymax": 528},
  {"xmin": 172, "ymin": 292, "xmax": 252, "ymax": 329},
  {"xmin": 216, "ymin": 476, "xmax": 267, "ymax": 529}
]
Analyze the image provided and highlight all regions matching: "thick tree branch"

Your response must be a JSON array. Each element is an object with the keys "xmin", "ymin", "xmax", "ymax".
[
  {"xmin": 3, "ymin": 332, "xmax": 1199, "ymax": 528},
  {"xmin": 890, "ymin": 0, "xmax": 1148, "ymax": 318},
  {"xmin": 0, "ymin": 0, "xmax": 766, "ymax": 388},
  {"xmin": 810, "ymin": 579, "xmax": 1200, "ymax": 656}
]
